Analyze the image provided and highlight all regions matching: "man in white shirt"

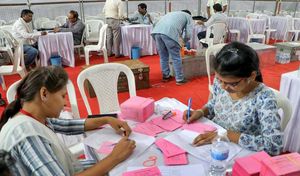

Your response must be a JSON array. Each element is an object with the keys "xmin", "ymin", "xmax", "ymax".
[
  {"xmin": 197, "ymin": 4, "xmax": 227, "ymax": 47},
  {"xmin": 103, "ymin": 0, "xmax": 127, "ymax": 58},
  {"xmin": 12, "ymin": 9, "xmax": 47, "ymax": 67},
  {"xmin": 207, "ymin": 0, "xmax": 228, "ymax": 18}
]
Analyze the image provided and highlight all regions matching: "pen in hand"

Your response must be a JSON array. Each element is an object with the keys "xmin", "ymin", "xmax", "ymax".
[{"xmin": 187, "ymin": 98, "xmax": 192, "ymax": 123}]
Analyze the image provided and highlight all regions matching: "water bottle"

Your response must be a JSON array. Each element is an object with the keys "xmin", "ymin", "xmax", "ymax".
[{"xmin": 208, "ymin": 131, "xmax": 230, "ymax": 176}]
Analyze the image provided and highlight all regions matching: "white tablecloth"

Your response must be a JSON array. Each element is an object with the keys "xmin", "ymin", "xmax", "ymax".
[
  {"xmin": 121, "ymin": 24, "xmax": 157, "ymax": 57},
  {"xmin": 269, "ymin": 16, "xmax": 290, "ymax": 41},
  {"xmin": 227, "ymin": 17, "xmax": 250, "ymax": 43},
  {"xmin": 280, "ymin": 70, "xmax": 300, "ymax": 153},
  {"xmin": 38, "ymin": 32, "xmax": 75, "ymax": 67}
]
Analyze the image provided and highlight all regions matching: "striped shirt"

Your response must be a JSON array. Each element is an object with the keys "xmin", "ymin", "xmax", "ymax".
[
  {"xmin": 151, "ymin": 11, "xmax": 193, "ymax": 46},
  {"xmin": 8, "ymin": 118, "xmax": 96, "ymax": 176}
]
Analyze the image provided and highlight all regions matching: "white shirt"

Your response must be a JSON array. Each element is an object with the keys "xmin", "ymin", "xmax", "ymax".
[
  {"xmin": 12, "ymin": 18, "xmax": 41, "ymax": 45},
  {"xmin": 103, "ymin": 0, "xmax": 127, "ymax": 19},
  {"xmin": 204, "ymin": 12, "xmax": 227, "ymax": 27},
  {"xmin": 207, "ymin": 0, "xmax": 228, "ymax": 15}
]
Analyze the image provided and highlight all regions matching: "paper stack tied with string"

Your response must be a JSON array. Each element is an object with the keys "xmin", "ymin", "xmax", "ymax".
[{"xmin": 155, "ymin": 138, "xmax": 188, "ymax": 165}]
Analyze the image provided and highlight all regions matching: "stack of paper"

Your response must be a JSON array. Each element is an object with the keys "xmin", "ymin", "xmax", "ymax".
[
  {"xmin": 155, "ymin": 138, "xmax": 188, "ymax": 165},
  {"xmin": 181, "ymin": 122, "xmax": 217, "ymax": 133},
  {"xmin": 122, "ymin": 166, "xmax": 162, "ymax": 176},
  {"xmin": 133, "ymin": 122, "xmax": 165, "ymax": 136}
]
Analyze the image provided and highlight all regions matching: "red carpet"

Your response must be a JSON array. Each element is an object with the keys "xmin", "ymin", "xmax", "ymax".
[{"xmin": 0, "ymin": 53, "xmax": 299, "ymax": 118}]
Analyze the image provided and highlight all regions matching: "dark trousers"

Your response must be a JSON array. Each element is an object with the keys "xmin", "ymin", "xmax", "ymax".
[{"xmin": 197, "ymin": 31, "xmax": 213, "ymax": 48}]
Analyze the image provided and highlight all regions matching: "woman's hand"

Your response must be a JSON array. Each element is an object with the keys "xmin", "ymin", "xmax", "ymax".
[
  {"xmin": 106, "ymin": 117, "xmax": 132, "ymax": 137},
  {"xmin": 182, "ymin": 110, "xmax": 203, "ymax": 124},
  {"xmin": 109, "ymin": 137, "xmax": 136, "ymax": 163},
  {"xmin": 193, "ymin": 131, "xmax": 217, "ymax": 146}
]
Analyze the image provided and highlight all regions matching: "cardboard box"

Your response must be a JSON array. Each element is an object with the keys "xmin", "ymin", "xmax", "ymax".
[
  {"xmin": 169, "ymin": 55, "xmax": 215, "ymax": 79},
  {"xmin": 232, "ymin": 151, "xmax": 270, "ymax": 176},
  {"xmin": 274, "ymin": 42, "xmax": 300, "ymax": 63},
  {"xmin": 114, "ymin": 60, "xmax": 150, "ymax": 92}
]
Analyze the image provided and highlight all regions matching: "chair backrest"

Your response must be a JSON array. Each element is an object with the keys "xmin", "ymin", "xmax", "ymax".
[
  {"xmin": 34, "ymin": 17, "xmax": 50, "ymax": 29},
  {"xmin": 205, "ymin": 22, "xmax": 227, "ymax": 46},
  {"xmin": 269, "ymin": 87, "xmax": 293, "ymax": 131},
  {"xmin": 55, "ymin": 16, "xmax": 67, "ymax": 26},
  {"xmin": 96, "ymin": 24, "xmax": 108, "ymax": 48},
  {"xmin": 0, "ymin": 20, "xmax": 6, "ymax": 26},
  {"xmin": 248, "ymin": 18, "xmax": 266, "ymax": 35},
  {"xmin": 246, "ymin": 13, "xmax": 260, "ymax": 19},
  {"xmin": 292, "ymin": 18, "xmax": 300, "ymax": 30},
  {"xmin": 205, "ymin": 43, "xmax": 226, "ymax": 93},
  {"xmin": 0, "ymin": 25, "xmax": 13, "ymax": 32},
  {"xmin": 41, "ymin": 20, "xmax": 60, "ymax": 29},
  {"xmin": 77, "ymin": 63, "xmax": 137, "ymax": 115},
  {"xmin": 6, "ymin": 79, "xmax": 80, "ymax": 118},
  {"xmin": 85, "ymin": 20, "xmax": 104, "ymax": 42}
]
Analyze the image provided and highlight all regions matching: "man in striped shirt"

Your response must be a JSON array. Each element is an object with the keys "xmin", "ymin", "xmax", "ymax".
[{"xmin": 151, "ymin": 10, "xmax": 193, "ymax": 86}]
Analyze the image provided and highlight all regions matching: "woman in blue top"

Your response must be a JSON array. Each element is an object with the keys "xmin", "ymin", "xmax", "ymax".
[{"xmin": 183, "ymin": 42, "xmax": 283, "ymax": 155}]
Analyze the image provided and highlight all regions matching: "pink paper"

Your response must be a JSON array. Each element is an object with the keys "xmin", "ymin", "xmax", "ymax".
[
  {"xmin": 151, "ymin": 116, "xmax": 182, "ymax": 131},
  {"xmin": 133, "ymin": 122, "xmax": 165, "ymax": 136},
  {"xmin": 164, "ymin": 153, "xmax": 189, "ymax": 165},
  {"xmin": 133, "ymin": 125, "xmax": 157, "ymax": 136},
  {"xmin": 170, "ymin": 109, "xmax": 185, "ymax": 124},
  {"xmin": 155, "ymin": 138, "xmax": 186, "ymax": 157},
  {"xmin": 182, "ymin": 122, "xmax": 217, "ymax": 133},
  {"xmin": 122, "ymin": 166, "xmax": 162, "ymax": 176},
  {"xmin": 97, "ymin": 141, "xmax": 116, "ymax": 154}
]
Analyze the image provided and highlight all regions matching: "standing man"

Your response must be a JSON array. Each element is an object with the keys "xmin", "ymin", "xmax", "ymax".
[
  {"xmin": 103, "ymin": 0, "xmax": 127, "ymax": 58},
  {"xmin": 207, "ymin": 0, "xmax": 227, "ymax": 18},
  {"xmin": 12, "ymin": 9, "xmax": 47, "ymax": 68},
  {"xmin": 54, "ymin": 10, "xmax": 85, "ymax": 45},
  {"xmin": 127, "ymin": 3, "xmax": 153, "ymax": 25},
  {"xmin": 151, "ymin": 10, "xmax": 193, "ymax": 86}
]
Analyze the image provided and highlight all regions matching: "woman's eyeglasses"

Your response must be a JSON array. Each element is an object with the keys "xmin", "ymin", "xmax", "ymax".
[{"xmin": 216, "ymin": 78, "xmax": 244, "ymax": 87}]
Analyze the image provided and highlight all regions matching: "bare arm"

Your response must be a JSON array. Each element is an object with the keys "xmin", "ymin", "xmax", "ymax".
[{"xmin": 207, "ymin": 6, "xmax": 211, "ymax": 18}]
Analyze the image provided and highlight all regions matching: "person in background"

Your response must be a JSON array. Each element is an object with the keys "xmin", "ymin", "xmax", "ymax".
[
  {"xmin": 151, "ymin": 10, "xmax": 193, "ymax": 86},
  {"xmin": 207, "ymin": 0, "xmax": 227, "ymax": 18},
  {"xmin": 127, "ymin": 3, "xmax": 153, "ymax": 25},
  {"xmin": 103, "ymin": 0, "xmax": 127, "ymax": 58},
  {"xmin": 0, "ymin": 150, "xmax": 15, "ymax": 176},
  {"xmin": 54, "ymin": 10, "xmax": 85, "ymax": 46},
  {"xmin": 197, "ymin": 3, "xmax": 227, "ymax": 48},
  {"xmin": 183, "ymin": 42, "xmax": 283, "ymax": 156},
  {"xmin": 12, "ymin": 9, "xmax": 47, "ymax": 68},
  {"xmin": 0, "ymin": 66, "xmax": 136, "ymax": 176}
]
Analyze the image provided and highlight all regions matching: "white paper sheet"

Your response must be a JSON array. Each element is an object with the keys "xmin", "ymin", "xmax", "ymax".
[{"xmin": 127, "ymin": 164, "xmax": 206, "ymax": 176}]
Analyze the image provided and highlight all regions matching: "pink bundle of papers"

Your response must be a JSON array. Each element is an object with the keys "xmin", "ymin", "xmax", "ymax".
[
  {"xmin": 133, "ymin": 122, "xmax": 165, "ymax": 136},
  {"xmin": 182, "ymin": 122, "xmax": 217, "ymax": 133},
  {"xmin": 151, "ymin": 116, "xmax": 182, "ymax": 131},
  {"xmin": 122, "ymin": 166, "xmax": 162, "ymax": 176},
  {"xmin": 97, "ymin": 141, "xmax": 116, "ymax": 154},
  {"xmin": 260, "ymin": 153, "xmax": 300, "ymax": 176},
  {"xmin": 169, "ymin": 109, "xmax": 185, "ymax": 124},
  {"xmin": 232, "ymin": 151, "xmax": 270, "ymax": 176},
  {"xmin": 155, "ymin": 138, "xmax": 188, "ymax": 165}
]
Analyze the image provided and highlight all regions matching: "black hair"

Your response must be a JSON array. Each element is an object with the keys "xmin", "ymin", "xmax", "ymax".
[
  {"xmin": 213, "ymin": 3, "xmax": 223, "ymax": 12},
  {"xmin": 69, "ymin": 10, "xmax": 79, "ymax": 20},
  {"xmin": 0, "ymin": 150, "xmax": 15, "ymax": 176},
  {"xmin": 20, "ymin": 9, "xmax": 33, "ymax": 18},
  {"xmin": 213, "ymin": 42, "xmax": 263, "ymax": 82},
  {"xmin": 0, "ymin": 66, "xmax": 68, "ymax": 131},
  {"xmin": 138, "ymin": 3, "xmax": 147, "ymax": 10},
  {"xmin": 181, "ymin": 10, "xmax": 192, "ymax": 15}
]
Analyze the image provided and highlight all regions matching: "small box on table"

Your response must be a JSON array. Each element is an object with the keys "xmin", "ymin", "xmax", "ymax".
[
  {"xmin": 260, "ymin": 152, "xmax": 300, "ymax": 176},
  {"xmin": 232, "ymin": 151, "xmax": 270, "ymax": 176},
  {"xmin": 169, "ymin": 54, "xmax": 215, "ymax": 79},
  {"xmin": 274, "ymin": 42, "xmax": 300, "ymax": 63}
]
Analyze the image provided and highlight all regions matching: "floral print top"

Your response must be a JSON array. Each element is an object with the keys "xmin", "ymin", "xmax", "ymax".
[{"xmin": 205, "ymin": 80, "xmax": 283, "ymax": 155}]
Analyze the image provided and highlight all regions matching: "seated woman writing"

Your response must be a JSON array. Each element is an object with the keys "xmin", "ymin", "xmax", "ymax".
[
  {"xmin": 0, "ymin": 66, "xmax": 136, "ymax": 176},
  {"xmin": 183, "ymin": 42, "xmax": 283, "ymax": 156}
]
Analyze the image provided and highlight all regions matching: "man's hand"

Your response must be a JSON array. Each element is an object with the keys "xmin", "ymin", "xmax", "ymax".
[
  {"xmin": 196, "ymin": 20, "xmax": 204, "ymax": 25},
  {"xmin": 41, "ymin": 31, "xmax": 47, "ymax": 35},
  {"xmin": 53, "ymin": 27, "xmax": 60, "ymax": 33}
]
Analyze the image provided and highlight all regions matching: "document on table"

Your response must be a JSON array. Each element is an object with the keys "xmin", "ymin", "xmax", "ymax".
[
  {"xmin": 155, "ymin": 97, "xmax": 188, "ymax": 113},
  {"xmin": 127, "ymin": 164, "xmax": 206, "ymax": 176},
  {"xmin": 165, "ymin": 130, "xmax": 242, "ymax": 162}
]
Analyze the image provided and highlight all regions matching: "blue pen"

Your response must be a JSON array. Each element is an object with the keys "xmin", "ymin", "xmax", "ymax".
[{"xmin": 187, "ymin": 97, "xmax": 192, "ymax": 123}]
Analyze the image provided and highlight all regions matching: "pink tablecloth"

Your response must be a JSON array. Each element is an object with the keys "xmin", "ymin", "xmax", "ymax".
[{"xmin": 38, "ymin": 32, "xmax": 75, "ymax": 67}]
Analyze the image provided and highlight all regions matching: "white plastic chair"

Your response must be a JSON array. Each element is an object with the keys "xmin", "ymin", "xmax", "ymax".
[
  {"xmin": 84, "ymin": 24, "xmax": 108, "ymax": 65},
  {"xmin": 287, "ymin": 18, "xmax": 300, "ymax": 41},
  {"xmin": 0, "ymin": 30, "xmax": 26, "ymax": 90},
  {"xmin": 205, "ymin": 43, "xmax": 226, "ymax": 94},
  {"xmin": 259, "ymin": 14, "xmax": 277, "ymax": 44},
  {"xmin": 269, "ymin": 88, "xmax": 293, "ymax": 131},
  {"xmin": 55, "ymin": 16, "xmax": 67, "ymax": 26},
  {"xmin": 85, "ymin": 16, "xmax": 103, "ymax": 21},
  {"xmin": 6, "ymin": 79, "xmax": 84, "ymax": 157},
  {"xmin": 247, "ymin": 19, "xmax": 266, "ymax": 44},
  {"xmin": 77, "ymin": 63, "xmax": 137, "ymax": 114},
  {"xmin": 0, "ymin": 25, "xmax": 13, "ymax": 33},
  {"xmin": 74, "ymin": 28, "xmax": 86, "ymax": 58},
  {"xmin": 41, "ymin": 20, "xmax": 60, "ymax": 29},
  {"xmin": 85, "ymin": 20, "xmax": 104, "ymax": 44},
  {"xmin": 34, "ymin": 17, "xmax": 50, "ymax": 29},
  {"xmin": 229, "ymin": 29, "xmax": 240, "ymax": 42},
  {"xmin": 0, "ymin": 20, "xmax": 6, "ymax": 26},
  {"xmin": 200, "ymin": 22, "xmax": 227, "ymax": 48}
]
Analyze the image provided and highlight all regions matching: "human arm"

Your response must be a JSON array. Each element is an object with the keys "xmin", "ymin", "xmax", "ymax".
[
  {"xmin": 203, "ymin": 14, "xmax": 215, "ymax": 27},
  {"xmin": 223, "ymin": 5, "xmax": 227, "ymax": 13},
  {"xmin": 146, "ymin": 13, "xmax": 153, "ymax": 24},
  {"xmin": 182, "ymin": 16, "xmax": 193, "ymax": 42},
  {"xmin": 14, "ymin": 23, "xmax": 41, "ymax": 39},
  {"xmin": 207, "ymin": 6, "xmax": 211, "ymax": 18},
  {"xmin": 58, "ymin": 21, "xmax": 85, "ymax": 35}
]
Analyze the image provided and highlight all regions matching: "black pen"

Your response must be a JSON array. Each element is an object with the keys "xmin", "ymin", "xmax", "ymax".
[{"xmin": 162, "ymin": 110, "xmax": 175, "ymax": 120}]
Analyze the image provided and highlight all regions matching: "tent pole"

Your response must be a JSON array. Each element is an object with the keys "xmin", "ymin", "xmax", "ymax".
[
  {"xmin": 164, "ymin": 0, "xmax": 167, "ymax": 14},
  {"xmin": 252, "ymin": 0, "xmax": 256, "ymax": 13},
  {"xmin": 197, "ymin": 0, "xmax": 201, "ymax": 16}
]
